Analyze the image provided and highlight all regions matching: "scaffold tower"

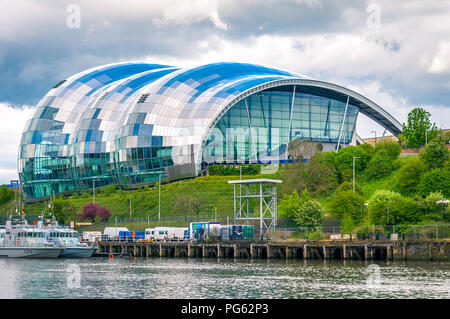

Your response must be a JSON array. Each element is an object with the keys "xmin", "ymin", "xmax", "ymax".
[{"xmin": 228, "ymin": 179, "xmax": 282, "ymax": 240}]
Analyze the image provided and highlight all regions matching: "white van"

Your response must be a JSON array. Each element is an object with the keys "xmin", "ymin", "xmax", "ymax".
[
  {"xmin": 103, "ymin": 227, "xmax": 129, "ymax": 241},
  {"xmin": 145, "ymin": 228, "xmax": 155, "ymax": 241},
  {"xmin": 145, "ymin": 227, "xmax": 187, "ymax": 241},
  {"xmin": 81, "ymin": 231, "xmax": 102, "ymax": 243}
]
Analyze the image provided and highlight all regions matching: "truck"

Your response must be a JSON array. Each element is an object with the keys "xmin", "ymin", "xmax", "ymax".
[
  {"xmin": 103, "ymin": 227, "xmax": 129, "ymax": 241},
  {"xmin": 81, "ymin": 231, "xmax": 102, "ymax": 243},
  {"xmin": 187, "ymin": 222, "xmax": 221, "ymax": 241},
  {"xmin": 145, "ymin": 227, "xmax": 187, "ymax": 241},
  {"xmin": 118, "ymin": 231, "xmax": 145, "ymax": 242}
]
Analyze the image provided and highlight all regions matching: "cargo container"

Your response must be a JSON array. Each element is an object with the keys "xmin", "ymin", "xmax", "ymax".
[
  {"xmin": 243, "ymin": 225, "xmax": 254, "ymax": 240},
  {"xmin": 230, "ymin": 225, "xmax": 244, "ymax": 240},
  {"xmin": 188, "ymin": 222, "xmax": 220, "ymax": 241},
  {"xmin": 220, "ymin": 226, "xmax": 230, "ymax": 241},
  {"xmin": 118, "ymin": 231, "xmax": 145, "ymax": 242}
]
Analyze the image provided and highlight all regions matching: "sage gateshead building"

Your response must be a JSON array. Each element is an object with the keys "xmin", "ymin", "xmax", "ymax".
[{"xmin": 18, "ymin": 62, "xmax": 401, "ymax": 200}]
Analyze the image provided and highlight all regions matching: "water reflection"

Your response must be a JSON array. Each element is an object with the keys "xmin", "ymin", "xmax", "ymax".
[{"xmin": 0, "ymin": 258, "xmax": 448, "ymax": 299}]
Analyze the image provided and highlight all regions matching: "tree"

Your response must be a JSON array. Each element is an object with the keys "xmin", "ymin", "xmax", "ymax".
[
  {"xmin": 335, "ymin": 181, "xmax": 363, "ymax": 196},
  {"xmin": 420, "ymin": 138, "xmax": 449, "ymax": 169},
  {"xmin": 0, "ymin": 185, "xmax": 14, "ymax": 206},
  {"xmin": 329, "ymin": 189, "xmax": 365, "ymax": 224},
  {"xmin": 419, "ymin": 192, "xmax": 448, "ymax": 223},
  {"xmin": 303, "ymin": 152, "xmax": 338, "ymax": 195},
  {"xmin": 80, "ymin": 202, "xmax": 100, "ymax": 223},
  {"xmin": 334, "ymin": 144, "xmax": 374, "ymax": 183},
  {"xmin": 402, "ymin": 107, "xmax": 438, "ymax": 148},
  {"xmin": 174, "ymin": 193, "xmax": 206, "ymax": 220},
  {"xmin": 53, "ymin": 198, "xmax": 79, "ymax": 224},
  {"xmin": 287, "ymin": 138, "xmax": 323, "ymax": 195},
  {"xmin": 374, "ymin": 140, "xmax": 402, "ymax": 159},
  {"xmin": 418, "ymin": 168, "xmax": 450, "ymax": 197},
  {"xmin": 368, "ymin": 190, "xmax": 421, "ymax": 225},
  {"xmin": 278, "ymin": 189, "xmax": 310, "ymax": 218},
  {"xmin": 366, "ymin": 149, "xmax": 396, "ymax": 179},
  {"xmin": 294, "ymin": 200, "xmax": 326, "ymax": 229},
  {"xmin": 98, "ymin": 206, "xmax": 112, "ymax": 222},
  {"xmin": 395, "ymin": 157, "xmax": 427, "ymax": 195}
]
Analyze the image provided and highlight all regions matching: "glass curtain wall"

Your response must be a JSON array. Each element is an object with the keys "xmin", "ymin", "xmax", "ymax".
[{"xmin": 202, "ymin": 86, "xmax": 358, "ymax": 164}]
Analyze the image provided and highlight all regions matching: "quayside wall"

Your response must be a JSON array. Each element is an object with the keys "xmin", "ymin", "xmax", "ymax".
[{"xmin": 95, "ymin": 240, "xmax": 450, "ymax": 261}]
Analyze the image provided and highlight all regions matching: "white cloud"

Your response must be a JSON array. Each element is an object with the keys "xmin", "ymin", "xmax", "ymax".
[
  {"xmin": 0, "ymin": 103, "xmax": 34, "ymax": 184},
  {"xmin": 427, "ymin": 42, "xmax": 450, "ymax": 74},
  {"xmin": 152, "ymin": 0, "xmax": 227, "ymax": 30}
]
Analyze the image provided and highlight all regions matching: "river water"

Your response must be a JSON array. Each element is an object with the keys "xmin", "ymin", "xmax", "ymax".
[{"xmin": 0, "ymin": 258, "xmax": 448, "ymax": 299}]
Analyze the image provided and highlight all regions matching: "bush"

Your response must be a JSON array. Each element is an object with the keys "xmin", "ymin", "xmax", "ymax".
[
  {"xmin": 0, "ymin": 185, "xmax": 14, "ymax": 206},
  {"xmin": 294, "ymin": 200, "xmax": 326, "ymax": 229},
  {"xmin": 374, "ymin": 141, "xmax": 402, "ymax": 159},
  {"xmin": 334, "ymin": 144, "xmax": 374, "ymax": 183},
  {"xmin": 368, "ymin": 190, "xmax": 421, "ymax": 225},
  {"xmin": 329, "ymin": 190, "xmax": 365, "ymax": 224},
  {"xmin": 278, "ymin": 189, "xmax": 310, "ymax": 218},
  {"xmin": 335, "ymin": 181, "xmax": 363, "ymax": 196},
  {"xmin": 208, "ymin": 164, "xmax": 260, "ymax": 176},
  {"xmin": 366, "ymin": 149, "xmax": 396, "ymax": 179},
  {"xmin": 418, "ymin": 168, "xmax": 450, "ymax": 197},
  {"xmin": 420, "ymin": 138, "xmax": 449, "ymax": 169},
  {"xmin": 419, "ymin": 192, "xmax": 448, "ymax": 222},
  {"xmin": 395, "ymin": 157, "xmax": 427, "ymax": 195}
]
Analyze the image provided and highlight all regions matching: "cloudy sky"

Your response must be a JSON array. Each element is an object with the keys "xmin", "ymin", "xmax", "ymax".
[{"xmin": 1, "ymin": 0, "xmax": 449, "ymax": 184}]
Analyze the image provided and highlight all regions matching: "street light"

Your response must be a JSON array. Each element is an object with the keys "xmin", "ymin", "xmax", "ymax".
[
  {"xmin": 362, "ymin": 203, "xmax": 368, "ymax": 221},
  {"xmin": 352, "ymin": 156, "xmax": 361, "ymax": 193},
  {"xmin": 92, "ymin": 179, "xmax": 98, "ymax": 204},
  {"xmin": 371, "ymin": 130, "xmax": 377, "ymax": 144},
  {"xmin": 158, "ymin": 173, "xmax": 161, "ymax": 221}
]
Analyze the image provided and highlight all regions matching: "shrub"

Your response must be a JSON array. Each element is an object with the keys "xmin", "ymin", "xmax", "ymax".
[
  {"xmin": 395, "ymin": 157, "xmax": 427, "ymax": 195},
  {"xmin": 418, "ymin": 168, "xmax": 450, "ymax": 197},
  {"xmin": 368, "ymin": 190, "xmax": 421, "ymax": 225},
  {"xmin": 366, "ymin": 149, "xmax": 395, "ymax": 179},
  {"xmin": 420, "ymin": 138, "xmax": 449, "ymax": 169},
  {"xmin": 0, "ymin": 185, "xmax": 14, "ymax": 206},
  {"xmin": 329, "ymin": 189, "xmax": 365, "ymax": 224},
  {"xmin": 278, "ymin": 188, "xmax": 311, "ymax": 218},
  {"xmin": 374, "ymin": 141, "xmax": 402, "ymax": 159},
  {"xmin": 419, "ymin": 192, "xmax": 448, "ymax": 222},
  {"xmin": 294, "ymin": 200, "xmax": 326, "ymax": 229}
]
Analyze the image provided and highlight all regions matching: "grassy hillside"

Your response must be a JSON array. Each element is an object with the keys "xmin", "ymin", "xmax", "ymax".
[{"xmin": 1, "ymin": 156, "xmax": 419, "ymax": 222}]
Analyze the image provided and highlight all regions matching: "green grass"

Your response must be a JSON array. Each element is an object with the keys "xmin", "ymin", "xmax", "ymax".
[
  {"xmin": 4, "ymin": 156, "xmax": 419, "ymax": 223},
  {"xmin": 15, "ymin": 173, "xmax": 280, "ymax": 220}
]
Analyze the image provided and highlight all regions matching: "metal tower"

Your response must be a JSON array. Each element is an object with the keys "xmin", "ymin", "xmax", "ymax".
[{"xmin": 228, "ymin": 179, "xmax": 282, "ymax": 240}]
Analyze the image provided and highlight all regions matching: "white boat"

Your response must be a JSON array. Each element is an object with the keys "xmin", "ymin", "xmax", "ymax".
[
  {"xmin": 45, "ymin": 227, "xmax": 95, "ymax": 258},
  {"xmin": 0, "ymin": 216, "xmax": 63, "ymax": 258}
]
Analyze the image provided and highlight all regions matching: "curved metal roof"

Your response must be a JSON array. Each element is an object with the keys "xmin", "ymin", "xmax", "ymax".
[{"xmin": 20, "ymin": 61, "xmax": 402, "ymax": 176}]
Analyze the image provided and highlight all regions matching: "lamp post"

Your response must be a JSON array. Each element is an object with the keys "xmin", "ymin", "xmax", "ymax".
[
  {"xmin": 362, "ymin": 203, "xmax": 368, "ymax": 222},
  {"xmin": 371, "ymin": 130, "xmax": 377, "ymax": 145},
  {"xmin": 158, "ymin": 173, "xmax": 161, "ymax": 221},
  {"xmin": 92, "ymin": 179, "xmax": 97, "ymax": 204},
  {"xmin": 353, "ymin": 156, "xmax": 361, "ymax": 193}
]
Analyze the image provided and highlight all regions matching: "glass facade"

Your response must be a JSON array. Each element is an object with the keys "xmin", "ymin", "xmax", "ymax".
[
  {"xmin": 203, "ymin": 87, "xmax": 358, "ymax": 164},
  {"xmin": 18, "ymin": 62, "xmax": 362, "ymax": 200}
]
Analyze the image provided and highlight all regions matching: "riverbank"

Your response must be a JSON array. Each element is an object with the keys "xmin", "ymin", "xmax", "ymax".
[{"xmin": 95, "ymin": 239, "xmax": 450, "ymax": 261}]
